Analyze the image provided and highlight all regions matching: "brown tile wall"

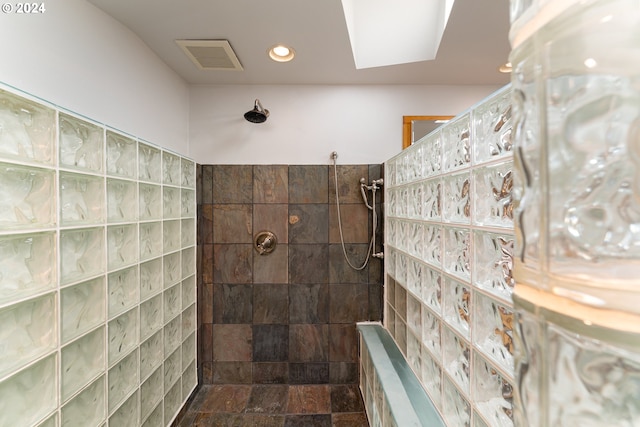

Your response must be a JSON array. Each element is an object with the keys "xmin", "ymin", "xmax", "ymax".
[{"xmin": 196, "ymin": 164, "xmax": 383, "ymax": 385}]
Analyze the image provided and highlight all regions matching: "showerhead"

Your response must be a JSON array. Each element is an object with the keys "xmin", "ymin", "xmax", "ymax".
[{"xmin": 244, "ymin": 99, "xmax": 270, "ymax": 123}]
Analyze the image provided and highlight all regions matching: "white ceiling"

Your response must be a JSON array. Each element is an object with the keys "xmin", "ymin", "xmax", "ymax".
[{"xmin": 87, "ymin": 0, "xmax": 512, "ymax": 86}]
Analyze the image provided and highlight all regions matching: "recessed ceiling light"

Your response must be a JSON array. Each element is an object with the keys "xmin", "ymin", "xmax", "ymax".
[
  {"xmin": 268, "ymin": 44, "xmax": 295, "ymax": 62},
  {"xmin": 499, "ymin": 62, "xmax": 512, "ymax": 73}
]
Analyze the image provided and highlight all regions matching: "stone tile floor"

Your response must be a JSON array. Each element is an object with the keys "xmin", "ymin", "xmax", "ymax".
[{"xmin": 175, "ymin": 384, "xmax": 369, "ymax": 427}]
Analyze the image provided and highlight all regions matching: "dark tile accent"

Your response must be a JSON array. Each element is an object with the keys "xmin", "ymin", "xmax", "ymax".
[
  {"xmin": 289, "ymin": 363, "xmax": 329, "ymax": 384},
  {"xmin": 213, "ymin": 244, "xmax": 252, "ymax": 284},
  {"xmin": 213, "ymin": 284, "xmax": 253, "ymax": 324},
  {"xmin": 284, "ymin": 414, "xmax": 332, "ymax": 427},
  {"xmin": 329, "ymin": 204, "xmax": 370, "ymax": 244},
  {"xmin": 254, "ymin": 165, "xmax": 289, "ymax": 204},
  {"xmin": 200, "ymin": 204, "xmax": 214, "ymax": 244},
  {"xmin": 253, "ymin": 284, "xmax": 289, "ymax": 324},
  {"xmin": 201, "ymin": 283, "xmax": 214, "ymax": 323},
  {"xmin": 253, "ymin": 325, "xmax": 289, "ymax": 362},
  {"xmin": 329, "ymin": 362, "xmax": 359, "ymax": 384},
  {"xmin": 329, "ymin": 165, "xmax": 370, "ymax": 204},
  {"xmin": 202, "ymin": 244, "xmax": 214, "ymax": 284},
  {"xmin": 213, "ymin": 204, "xmax": 253, "ymax": 243},
  {"xmin": 254, "ymin": 204, "xmax": 289, "ymax": 243},
  {"xmin": 289, "ymin": 165, "xmax": 328, "ymax": 204},
  {"xmin": 201, "ymin": 323, "xmax": 213, "ymax": 362},
  {"xmin": 202, "ymin": 165, "xmax": 213, "ymax": 204},
  {"xmin": 289, "ymin": 284, "xmax": 328, "ymax": 324},
  {"xmin": 329, "ymin": 244, "xmax": 369, "ymax": 285},
  {"xmin": 212, "ymin": 165, "xmax": 253, "ymax": 204},
  {"xmin": 329, "ymin": 324, "xmax": 357, "ymax": 362},
  {"xmin": 213, "ymin": 324, "xmax": 252, "ymax": 361},
  {"xmin": 199, "ymin": 385, "xmax": 252, "ymax": 413},
  {"xmin": 368, "ymin": 283, "xmax": 383, "ymax": 322},
  {"xmin": 288, "ymin": 385, "xmax": 331, "ymax": 414},
  {"xmin": 289, "ymin": 324, "xmax": 329, "ymax": 362},
  {"xmin": 202, "ymin": 361, "xmax": 214, "ymax": 384},
  {"xmin": 196, "ymin": 164, "xmax": 203, "ymax": 204},
  {"xmin": 289, "ymin": 204, "xmax": 328, "ymax": 244},
  {"xmin": 289, "ymin": 244, "xmax": 329, "ymax": 284},
  {"xmin": 194, "ymin": 413, "xmax": 286, "ymax": 427},
  {"xmin": 246, "ymin": 385, "xmax": 289, "ymax": 414},
  {"xmin": 332, "ymin": 412, "xmax": 369, "ymax": 427},
  {"xmin": 253, "ymin": 362, "xmax": 289, "ymax": 384},
  {"xmin": 211, "ymin": 362, "xmax": 252, "ymax": 384},
  {"xmin": 330, "ymin": 385, "xmax": 364, "ymax": 413},
  {"xmin": 367, "ymin": 258, "xmax": 383, "ymax": 285},
  {"xmin": 329, "ymin": 284, "xmax": 369, "ymax": 323},
  {"xmin": 253, "ymin": 244, "xmax": 288, "ymax": 284}
]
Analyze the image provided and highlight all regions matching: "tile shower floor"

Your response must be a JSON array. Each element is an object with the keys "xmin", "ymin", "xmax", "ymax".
[{"xmin": 176, "ymin": 384, "xmax": 369, "ymax": 427}]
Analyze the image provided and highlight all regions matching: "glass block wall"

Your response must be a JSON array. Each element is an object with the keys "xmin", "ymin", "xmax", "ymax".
[
  {"xmin": 383, "ymin": 85, "xmax": 515, "ymax": 427},
  {"xmin": 0, "ymin": 84, "xmax": 197, "ymax": 427}
]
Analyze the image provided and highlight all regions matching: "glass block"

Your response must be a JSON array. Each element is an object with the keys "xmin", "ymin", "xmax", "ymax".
[
  {"xmin": 140, "ymin": 258, "xmax": 163, "ymax": 300},
  {"xmin": 162, "ymin": 151, "xmax": 180, "ymax": 185},
  {"xmin": 473, "ymin": 161, "xmax": 514, "ymax": 228},
  {"xmin": 0, "ymin": 293, "xmax": 56, "ymax": 378},
  {"xmin": 398, "ymin": 187, "xmax": 409, "ymax": 218},
  {"xmin": 61, "ymin": 327, "xmax": 105, "ymax": 403},
  {"xmin": 473, "ymin": 85, "xmax": 513, "ymax": 164},
  {"xmin": 107, "ymin": 224, "xmax": 138, "ymax": 271},
  {"xmin": 407, "ymin": 222, "xmax": 424, "ymax": 259},
  {"xmin": 386, "ymin": 188, "xmax": 398, "ymax": 218},
  {"xmin": 61, "ymin": 277, "xmax": 105, "ymax": 344},
  {"xmin": 181, "ymin": 275, "xmax": 196, "ymax": 310},
  {"xmin": 140, "ymin": 329, "xmax": 163, "ymax": 381},
  {"xmin": 107, "ymin": 179, "xmax": 137, "ymax": 223},
  {"xmin": 443, "ymin": 226, "xmax": 471, "ymax": 281},
  {"xmin": 59, "ymin": 112, "xmax": 103, "ymax": 172},
  {"xmin": 421, "ymin": 129, "xmax": 442, "ymax": 177},
  {"xmin": 180, "ymin": 157, "xmax": 195, "ymax": 188},
  {"xmin": 182, "ymin": 332, "xmax": 196, "ymax": 371},
  {"xmin": 406, "ymin": 259, "xmax": 422, "ymax": 300},
  {"xmin": 139, "ymin": 183, "xmax": 162, "ymax": 221},
  {"xmin": 0, "ymin": 354, "xmax": 57, "ymax": 427},
  {"xmin": 108, "ymin": 349, "xmax": 138, "ymax": 412},
  {"xmin": 163, "ymin": 283, "xmax": 181, "ymax": 323},
  {"xmin": 108, "ymin": 307, "xmax": 138, "ymax": 365},
  {"xmin": 407, "ymin": 293, "xmax": 421, "ymax": 336},
  {"xmin": 140, "ymin": 294, "xmax": 163, "ymax": 342},
  {"xmin": 474, "ymin": 355, "xmax": 514, "ymax": 427},
  {"xmin": 421, "ymin": 177, "xmax": 441, "ymax": 221},
  {"xmin": 35, "ymin": 413, "xmax": 57, "ymax": 427},
  {"xmin": 164, "ymin": 347, "xmax": 181, "ymax": 391},
  {"xmin": 181, "ymin": 303, "xmax": 196, "ymax": 342},
  {"xmin": 181, "ymin": 247, "xmax": 195, "ymax": 279},
  {"xmin": 421, "ymin": 349, "xmax": 442, "ymax": 411},
  {"xmin": 182, "ymin": 360, "xmax": 197, "ymax": 400},
  {"xmin": 164, "ymin": 378, "xmax": 182, "ymax": 424},
  {"xmin": 0, "ymin": 231, "xmax": 56, "ymax": 305},
  {"xmin": 164, "ymin": 314, "xmax": 181, "ymax": 356},
  {"xmin": 443, "ymin": 325, "xmax": 470, "ymax": 394},
  {"xmin": 443, "ymin": 113, "xmax": 471, "ymax": 172},
  {"xmin": 109, "ymin": 390, "xmax": 138, "ymax": 427},
  {"xmin": 139, "ymin": 221, "xmax": 162, "ymax": 261},
  {"xmin": 443, "ymin": 276, "xmax": 471, "ymax": 340},
  {"xmin": 140, "ymin": 365, "xmax": 163, "ymax": 420},
  {"xmin": 108, "ymin": 266, "xmax": 139, "ymax": 318},
  {"xmin": 442, "ymin": 171, "xmax": 471, "ymax": 224},
  {"xmin": 407, "ymin": 330, "xmax": 421, "ymax": 375},
  {"xmin": 0, "ymin": 88, "xmax": 55, "ymax": 165},
  {"xmin": 407, "ymin": 183, "xmax": 422, "ymax": 219},
  {"xmin": 474, "ymin": 292, "xmax": 514, "ymax": 375},
  {"xmin": 421, "ymin": 264, "xmax": 442, "ymax": 314},
  {"xmin": 443, "ymin": 376, "xmax": 471, "ymax": 427},
  {"xmin": 473, "ymin": 231, "xmax": 515, "ymax": 301},
  {"xmin": 180, "ymin": 218, "xmax": 195, "ymax": 248},
  {"xmin": 163, "ymin": 252, "xmax": 181, "ymax": 288},
  {"xmin": 421, "ymin": 305, "xmax": 441, "ymax": 361},
  {"xmin": 59, "ymin": 172, "xmax": 104, "ymax": 226},
  {"xmin": 60, "ymin": 227, "xmax": 105, "ymax": 285},
  {"xmin": 181, "ymin": 189, "xmax": 195, "ymax": 218},
  {"xmin": 423, "ymin": 225, "xmax": 442, "ymax": 268},
  {"xmin": 138, "ymin": 142, "xmax": 161, "ymax": 183},
  {"xmin": 474, "ymin": 412, "xmax": 490, "ymax": 427},
  {"xmin": 163, "ymin": 219, "xmax": 180, "ymax": 254},
  {"xmin": 0, "ymin": 163, "xmax": 55, "ymax": 229},
  {"xmin": 162, "ymin": 186, "xmax": 180, "ymax": 219},
  {"xmin": 141, "ymin": 401, "xmax": 163, "ymax": 427},
  {"xmin": 106, "ymin": 131, "xmax": 136, "ymax": 178},
  {"xmin": 61, "ymin": 375, "xmax": 105, "ymax": 427},
  {"xmin": 512, "ymin": 308, "xmax": 541, "ymax": 427},
  {"xmin": 395, "ymin": 252, "xmax": 407, "ymax": 288}
]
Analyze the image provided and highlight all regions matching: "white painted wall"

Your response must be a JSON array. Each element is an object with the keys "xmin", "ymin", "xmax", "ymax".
[
  {"xmin": 0, "ymin": 0, "xmax": 190, "ymax": 156},
  {"xmin": 189, "ymin": 84, "xmax": 504, "ymax": 165}
]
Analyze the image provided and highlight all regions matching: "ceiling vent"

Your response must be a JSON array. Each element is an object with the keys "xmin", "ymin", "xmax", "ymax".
[{"xmin": 176, "ymin": 40, "xmax": 243, "ymax": 71}]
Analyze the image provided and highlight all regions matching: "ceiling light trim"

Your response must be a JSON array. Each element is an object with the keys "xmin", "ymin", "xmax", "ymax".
[{"xmin": 176, "ymin": 39, "xmax": 244, "ymax": 71}]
